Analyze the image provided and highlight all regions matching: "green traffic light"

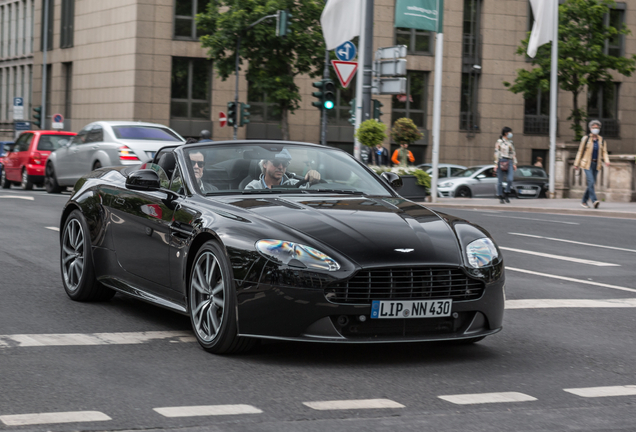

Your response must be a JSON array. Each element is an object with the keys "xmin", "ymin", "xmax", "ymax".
[{"xmin": 324, "ymin": 100, "xmax": 334, "ymax": 110}]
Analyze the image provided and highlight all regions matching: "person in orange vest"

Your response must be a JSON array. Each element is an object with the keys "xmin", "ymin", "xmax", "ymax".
[{"xmin": 391, "ymin": 143, "xmax": 415, "ymax": 166}]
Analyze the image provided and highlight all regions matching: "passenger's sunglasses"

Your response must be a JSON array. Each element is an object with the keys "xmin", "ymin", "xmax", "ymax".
[
  {"xmin": 270, "ymin": 159, "xmax": 290, "ymax": 168},
  {"xmin": 191, "ymin": 160, "xmax": 204, "ymax": 168}
]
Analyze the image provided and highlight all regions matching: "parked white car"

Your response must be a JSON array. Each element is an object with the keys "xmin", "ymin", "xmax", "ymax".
[{"xmin": 45, "ymin": 121, "xmax": 185, "ymax": 193}]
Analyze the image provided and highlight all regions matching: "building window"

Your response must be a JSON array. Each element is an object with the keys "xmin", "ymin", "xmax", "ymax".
[
  {"xmin": 40, "ymin": 0, "xmax": 53, "ymax": 51},
  {"xmin": 247, "ymin": 86, "xmax": 281, "ymax": 123},
  {"xmin": 63, "ymin": 62, "xmax": 72, "ymax": 119},
  {"xmin": 395, "ymin": 28, "xmax": 432, "ymax": 55},
  {"xmin": 588, "ymin": 81, "xmax": 620, "ymax": 137},
  {"xmin": 391, "ymin": 72, "xmax": 427, "ymax": 128},
  {"xmin": 462, "ymin": 0, "xmax": 481, "ymax": 64},
  {"xmin": 60, "ymin": 0, "xmax": 74, "ymax": 48},
  {"xmin": 460, "ymin": 72, "xmax": 479, "ymax": 131},
  {"xmin": 524, "ymin": 86, "xmax": 550, "ymax": 135},
  {"xmin": 326, "ymin": 76, "xmax": 356, "ymax": 126},
  {"xmin": 170, "ymin": 57, "xmax": 211, "ymax": 120},
  {"xmin": 174, "ymin": 0, "xmax": 207, "ymax": 40},
  {"xmin": 605, "ymin": 8, "xmax": 625, "ymax": 57}
]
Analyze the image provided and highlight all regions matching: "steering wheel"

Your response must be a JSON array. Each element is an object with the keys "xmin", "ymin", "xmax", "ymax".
[{"xmin": 294, "ymin": 178, "xmax": 328, "ymax": 188}]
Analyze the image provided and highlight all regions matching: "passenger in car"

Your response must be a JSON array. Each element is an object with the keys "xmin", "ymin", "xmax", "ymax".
[
  {"xmin": 244, "ymin": 149, "xmax": 321, "ymax": 189},
  {"xmin": 189, "ymin": 150, "xmax": 218, "ymax": 193}
]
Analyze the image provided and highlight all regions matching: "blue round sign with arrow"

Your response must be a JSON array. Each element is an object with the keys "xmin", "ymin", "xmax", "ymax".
[{"xmin": 335, "ymin": 41, "xmax": 356, "ymax": 62}]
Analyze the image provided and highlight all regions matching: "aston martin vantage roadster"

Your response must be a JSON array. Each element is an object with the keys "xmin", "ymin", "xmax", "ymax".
[{"xmin": 59, "ymin": 140, "xmax": 505, "ymax": 354}]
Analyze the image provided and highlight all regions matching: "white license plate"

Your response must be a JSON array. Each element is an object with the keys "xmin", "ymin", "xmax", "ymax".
[
  {"xmin": 519, "ymin": 189, "xmax": 536, "ymax": 195},
  {"xmin": 371, "ymin": 299, "xmax": 452, "ymax": 319}
]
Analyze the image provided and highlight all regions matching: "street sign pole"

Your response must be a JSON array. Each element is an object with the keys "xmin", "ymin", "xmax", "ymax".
[
  {"xmin": 353, "ymin": 0, "xmax": 367, "ymax": 161},
  {"xmin": 321, "ymin": 43, "xmax": 329, "ymax": 146},
  {"xmin": 430, "ymin": 30, "xmax": 443, "ymax": 203},
  {"xmin": 41, "ymin": 0, "xmax": 49, "ymax": 130},
  {"xmin": 362, "ymin": 0, "xmax": 374, "ymax": 125}
]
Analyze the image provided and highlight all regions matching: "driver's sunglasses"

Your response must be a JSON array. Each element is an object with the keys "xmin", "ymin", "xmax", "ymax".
[
  {"xmin": 271, "ymin": 159, "xmax": 290, "ymax": 168},
  {"xmin": 191, "ymin": 160, "xmax": 204, "ymax": 168}
]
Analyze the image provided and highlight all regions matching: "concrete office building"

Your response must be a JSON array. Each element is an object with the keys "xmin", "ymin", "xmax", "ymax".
[{"xmin": 26, "ymin": 0, "xmax": 636, "ymax": 167}]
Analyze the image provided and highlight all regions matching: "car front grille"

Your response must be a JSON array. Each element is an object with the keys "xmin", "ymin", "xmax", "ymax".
[{"xmin": 324, "ymin": 267, "xmax": 485, "ymax": 304}]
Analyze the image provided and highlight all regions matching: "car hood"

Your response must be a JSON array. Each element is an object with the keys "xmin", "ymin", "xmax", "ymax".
[{"xmin": 217, "ymin": 195, "xmax": 463, "ymax": 267}]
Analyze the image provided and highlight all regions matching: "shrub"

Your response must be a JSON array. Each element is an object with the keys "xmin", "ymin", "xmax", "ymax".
[
  {"xmin": 391, "ymin": 118, "xmax": 423, "ymax": 145},
  {"xmin": 355, "ymin": 119, "xmax": 387, "ymax": 147}
]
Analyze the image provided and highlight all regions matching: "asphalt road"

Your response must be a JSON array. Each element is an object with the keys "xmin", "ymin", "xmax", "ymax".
[{"xmin": 1, "ymin": 187, "xmax": 635, "ymax": 432}]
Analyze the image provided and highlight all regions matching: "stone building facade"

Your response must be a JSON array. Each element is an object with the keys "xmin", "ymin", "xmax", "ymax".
[{"xmin": 19, "ymin": 0, "xmax": 636, "ymax": 169}]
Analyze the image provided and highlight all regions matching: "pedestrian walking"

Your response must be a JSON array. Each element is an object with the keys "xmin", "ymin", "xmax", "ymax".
[
  {"xmin": 573, "ymin": 119, "xmax": 610, "ymax": 209},
  {"xmin": 391, "ymin": 143, "xmax": 414, "ymax": 166},
  {"xmin": 493, "ymin": 126, "xmax": 517, "ymax": 204},
  {"xmin": 372, "ymin": 144, "xmax": 390, "ymax": 166},
  {"xmin": 534, "ymin": 156, "xmax": 543, "ymax": 168}
]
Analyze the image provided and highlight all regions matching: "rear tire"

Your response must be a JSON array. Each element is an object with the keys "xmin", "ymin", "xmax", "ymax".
[
  {"xmin": 188, "ymin": 241, "xmax": 257, "ymax": 354},
  {"xmin": 61, "ymin": 210, "xmax": 115, "ymax": 302},
  {"xmin": 0, "ymin": 168, "xmax": 11, "ymax": 189},
  {"xmin": 455, "ymin": 186, "xmax": 472, "ymax": 198},
  {"xmin": 45, "ymin": 163, "xmax": 63, "ymax": 194},
  {"xmin": 21, "ymin": 169, "xmax": 34, "ymax": 190}
]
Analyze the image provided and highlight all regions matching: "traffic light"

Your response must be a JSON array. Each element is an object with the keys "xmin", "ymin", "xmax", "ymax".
[
  {"xmin": 311, "ymin": 80, "xmax": 325, "ymax": 110},
  {"xmin": 32, "ymin": 106, "xmax": 42, "ymax": 128},
  {"xmin": 372, "ymin": 99, "xmax": 384, "ymax": 122},
  {"xmin": 323, "ymin": 80, "xmax": 335, "ymax": 110},
  {"xmin": 348, "ymin": 98, "xmax": 356, "ymax": 125},
  {"xmin": 227, "ymin": 102, "xmax": 237, "ymax": 127},
  {"xmin": 276, "ymin": 10, "xmax": 292, "ymax": 37},
  {"xmin": 239, "ymin": 102, "xmax": 251, "ymax": 127}
]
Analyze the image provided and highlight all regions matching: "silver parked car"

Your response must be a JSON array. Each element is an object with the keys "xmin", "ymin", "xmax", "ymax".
[
  {"xmin": 436, "ymin": 165, "xmax": 497, "ymax": 198},
  {"xmin": 45, "ymin": 121, "xmax": 185, "ymax": 193}
]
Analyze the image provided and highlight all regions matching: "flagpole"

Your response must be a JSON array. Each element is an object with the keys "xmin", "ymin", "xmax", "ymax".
[
  {"xmin": 430, "ymin": 0, "xmax": 442, "ymax": 203},
  {"xmin": 548, "ymin": 0, "xmax": 558, "ymax": 198},
  {"xmin": 353, "ymin": 0, "xmax": 367, "ymax": 161}
]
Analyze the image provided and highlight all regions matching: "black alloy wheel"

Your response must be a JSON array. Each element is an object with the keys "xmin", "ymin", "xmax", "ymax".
[
  {"xmin": 45, "ymin": 163, "xmax": 63, "ymax": 193},
  {"xmin": 61, "ymin": 210, "xmax": 115, "ymax": 302},
  {"xmin": 455, "ymin": 186, "xmax": 472, "ymax": 198},
  {"xmin": 21, "ymin": 168, "xmax": 34, "ymax": 190},
  {"xmin": 93, "ymin": 161, "xmax": 102, "ymax": 170},
  {"xmin": 188, "ymin": 240, "xmax": 256, "ymax": 354},
  {"xmin": 0, "ymin": 168, "xmax": 10, "ymax": 189}
]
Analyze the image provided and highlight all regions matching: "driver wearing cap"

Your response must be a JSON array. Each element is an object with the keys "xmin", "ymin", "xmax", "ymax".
[{"xmin": 245, "ymin": 149, "xmax": 321, "ymax": 189}]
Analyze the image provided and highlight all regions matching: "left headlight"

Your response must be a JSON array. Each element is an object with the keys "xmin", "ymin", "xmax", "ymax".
[
  {"xmin": 256, "ymin": 239, "xmax": 340, "ymax": 272},
  {"xmin": 466, "ymin": 238, "xmax": 499, "ymax": 268},
  {"xmin": 438, "ymin": 181, "xmax": 454, "ymax": 188}
]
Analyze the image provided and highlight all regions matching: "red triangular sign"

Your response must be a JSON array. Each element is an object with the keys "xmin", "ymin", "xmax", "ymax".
[{"xmin": 331, "ymin": 60, "xmax": 358, "ymax": 89}]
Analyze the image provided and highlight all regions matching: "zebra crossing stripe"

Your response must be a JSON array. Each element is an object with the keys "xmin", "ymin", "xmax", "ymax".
[{"xmin": 0, "ymin": 411, "xmax": 111, "ymax": 426}]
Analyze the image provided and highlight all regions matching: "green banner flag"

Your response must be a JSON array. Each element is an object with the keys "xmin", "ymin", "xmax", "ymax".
[{"xmin": 395, "ymin": 0, "xmax": 444, "ymax": 33}]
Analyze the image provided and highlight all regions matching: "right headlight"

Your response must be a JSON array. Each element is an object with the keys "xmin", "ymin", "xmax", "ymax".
[
  {"xmin": 256, "ymin": 239, "xmax": 340, "ymax": 271},
  {"xmin": 466, "ymin": 238, "xmax": 499, "ymax": 268}
]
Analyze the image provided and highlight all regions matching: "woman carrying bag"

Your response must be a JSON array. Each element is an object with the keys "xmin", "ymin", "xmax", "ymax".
[{"xmin": 493, "ymin": 126, "xmax": 517, "ymax": 204}]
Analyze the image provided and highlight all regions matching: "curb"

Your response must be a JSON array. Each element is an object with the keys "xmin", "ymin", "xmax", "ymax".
[{"xmin": 418, "ymin": 203, "xmax": 636, "ymax": 220}]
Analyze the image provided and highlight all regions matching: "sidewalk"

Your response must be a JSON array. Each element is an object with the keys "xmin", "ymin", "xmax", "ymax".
[{"xmin": 418, "ymin": 197, "xmax": 636, "ymax": 219}]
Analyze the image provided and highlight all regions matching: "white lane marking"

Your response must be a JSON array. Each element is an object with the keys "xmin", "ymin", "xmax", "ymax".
[
  {"xmin": 506, "ymin": 299, "xmax": 636, "ymax": 309},
  {"xmin": 303, "ymin": 399, "xmax": 405, "ymax": 410},
  {"xmin": 483, "ymin": 214, "xmax": 579, "ymax": 225},
  {"xmin": 509, "ymin": 232, "xmax": 636, "ymax": 254},
  {"xmin": 500, "ymin": 246, "xmax": 619, "ymax": 267},
  {"xmin": 507, "ymin": 267, "xmax": 636, "ymax": 294},
  {"xmin": 564, "ymin": 386, "xmax": 636, "ymax": 398},
  {"xmin": 0, "ymin": 195, "xmax": 34, "ymax": 200},
  {"xmin": 438, "ymin": 392, "xmax": 537, "ymax": 405},
  {"xmin": 0, "ymin": 331, "xmax": 195, "ymax": 348},
  {"xmin": 154, "ymin": 405, "xmax": 262, "ymax": 418},
  {"xmin": 45, "ymin": 226, "xmax": 59, "ymax": 231},
  {"xmin": 0, "ymin": 411, "xmax": 111, "ymax": 426}
]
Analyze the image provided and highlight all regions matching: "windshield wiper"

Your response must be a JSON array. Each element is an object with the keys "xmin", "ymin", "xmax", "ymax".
[{"xmin": 301, "ymin": 189, "xmax": 365, "ymax": 195}]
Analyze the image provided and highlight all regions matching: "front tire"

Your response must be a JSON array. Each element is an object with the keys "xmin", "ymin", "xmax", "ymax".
[
  {"xmin": 0, "ymin": 168, "xmax": 11, "ymax": 189},
  {"xmin": 455, "ymin": 186, "xmax": 472, "ymax": 198},
  {"xmin": 45, "ymin": 163, "xmax": 63, "ymax": 194},
  {"xmin": 21, "ymin": 169, "xmax": 34, "ymax": 190},
  {"xmin": 188, "ymin": 241, "xmax": 256, "ymax": 354},
  {"xmin": 61, "ymin": 210, "xmax": 115, "ymax": 302}
]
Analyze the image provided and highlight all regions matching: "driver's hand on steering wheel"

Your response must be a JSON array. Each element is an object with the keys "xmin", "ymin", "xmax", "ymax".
[{"xmin": 305, "ymin": 170, "xmax": 321, "ymax": 184}]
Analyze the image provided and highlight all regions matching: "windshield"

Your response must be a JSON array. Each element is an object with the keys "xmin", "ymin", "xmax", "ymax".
[
  {"xmin": 454, "ymin": 167, "xmax": 483, "ymax": 178},
  {"xmin": 37, "ymin": 135, "xmax": 72, "ymax": 151},
  {"xmin": 182, "ymin": 143, "xmax": 393, "ymax": 196},
  {"xmin": 112, "ymin": 126, "xmax": 183, "ymax": 142}
]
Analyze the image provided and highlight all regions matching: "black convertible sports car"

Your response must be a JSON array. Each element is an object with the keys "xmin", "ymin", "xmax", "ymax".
[{"xmin": 59, "ymin": 141, "xmax": 505, "ymax": 354}]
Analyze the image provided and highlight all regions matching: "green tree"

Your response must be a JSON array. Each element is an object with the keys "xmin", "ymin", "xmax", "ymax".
[
  {"xmin": 198, "ymin": 0, "xmax": 326, "ymax": 140},
  {"xmin": 355, "ymin": 119, "xmax": 387, "ymax": 147},
  {"xmin": 391, "ymin": 118, "xmax": 423, "ymax": 145},
  {"xmin": 504, "ymin": 0, "xmax": 636, "ymax": 140}
]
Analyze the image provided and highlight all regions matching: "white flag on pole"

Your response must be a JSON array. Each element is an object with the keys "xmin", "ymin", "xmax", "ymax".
[
  {"xmin": 527, "ymin": 0, "xmax": 556, "ymax": 58},
  {"xmin": 320, "ymin": 0, "xmax": 363, "ymax": 50}
]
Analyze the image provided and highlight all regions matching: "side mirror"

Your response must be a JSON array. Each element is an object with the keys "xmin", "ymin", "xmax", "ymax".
[
  {"xmin": 476, "ymin": 174, "xmax": 486, "ymax": 179},
  {"xmin": 126, "ymin": 169, "xmax": 161, "ymax": 191},
  {"xmin": 381, "ymin": 171, "xmax": 403, "ymax": 189}
]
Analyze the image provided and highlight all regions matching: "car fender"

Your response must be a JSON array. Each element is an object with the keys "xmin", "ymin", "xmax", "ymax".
[{"xmin": 92, "ymin": 149, "xmax": 113, "ymax": 169}]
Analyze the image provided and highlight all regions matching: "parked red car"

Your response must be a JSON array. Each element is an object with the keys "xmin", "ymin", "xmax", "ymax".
[{"xmin": 1, "ymin": 130, "xmax": 76, "ymax": 190}]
